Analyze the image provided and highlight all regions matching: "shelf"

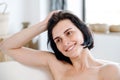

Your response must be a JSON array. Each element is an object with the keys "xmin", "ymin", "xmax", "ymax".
[{"xmin": 93, "ymin": 32, "xmax": 120, "ymax": 37}]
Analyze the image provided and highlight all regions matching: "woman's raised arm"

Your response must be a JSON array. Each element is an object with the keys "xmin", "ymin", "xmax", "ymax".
[{"xmin": 0, "ymin": 11, "xmax": 59, "ymax": 68}]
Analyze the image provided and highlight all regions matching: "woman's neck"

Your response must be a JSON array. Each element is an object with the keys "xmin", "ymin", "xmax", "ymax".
[{"xmin": 70, "ymin": 48, "xmax": 96, "ymax": 71}]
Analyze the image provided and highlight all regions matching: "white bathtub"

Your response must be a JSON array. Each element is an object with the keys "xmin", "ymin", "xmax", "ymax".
[{"xmin": 0, "ymin": 61, "xmax": 53, "ymax": 80}]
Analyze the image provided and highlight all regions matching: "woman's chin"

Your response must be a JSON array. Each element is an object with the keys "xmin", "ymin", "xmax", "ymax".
[{"xmin": 69, "ymin": 52, "xmax": 80, "ymax": 59}]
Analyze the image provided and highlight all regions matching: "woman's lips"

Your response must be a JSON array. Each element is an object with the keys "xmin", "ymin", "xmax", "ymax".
[{"xmin": 65, "ymin": 43, "xmax": 76, "ymax": 52}]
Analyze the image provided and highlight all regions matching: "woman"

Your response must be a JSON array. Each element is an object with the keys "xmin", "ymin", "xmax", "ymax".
[{"xmin": 0, "ymin": 10, "xmax": 120, "ymax": 80}]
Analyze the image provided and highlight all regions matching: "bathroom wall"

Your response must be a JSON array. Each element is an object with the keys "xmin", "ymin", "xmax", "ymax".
[
  {"xmin": 91, "ymin": 33, "xmax": 120, "ymax": 63},
  {"xmin": 0, "ymin": 0, "xmax": 40, "ymax": 34},
  {"xmin": 0, "ymin": 0, "xmax": 24, "ymax": 34}
]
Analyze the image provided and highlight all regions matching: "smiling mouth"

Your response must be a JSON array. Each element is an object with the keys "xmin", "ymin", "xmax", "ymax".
[{"xmin": 65, "ymin": 43, "xmax": 76, "ymax": 52}]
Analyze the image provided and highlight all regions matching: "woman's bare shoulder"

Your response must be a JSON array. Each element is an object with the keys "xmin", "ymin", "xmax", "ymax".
[
  {"xmin": 42, "ymin": 51, "xmax": 70, "ymax": 73},
  {"xmin": 98, "ymin": 60, "xmax": 120, "ymax": 80},
  {"xmin": 41, "ymin": 51, "xmax": 63, "ymax": 64}
]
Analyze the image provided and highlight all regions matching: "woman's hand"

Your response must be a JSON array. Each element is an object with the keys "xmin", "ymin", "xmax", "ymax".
[{"xmin": 42, "ymin": 10, "xmax": 61, "ymax": 31}]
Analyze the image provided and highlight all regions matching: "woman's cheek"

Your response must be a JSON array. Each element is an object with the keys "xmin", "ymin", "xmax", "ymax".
[
  {"xmin": 56, "ymin": 44, "xmax": 62, "ymax": 51},
  {"xmin": 77, "ymin": 36, "xmax": 84, "ymax": 44}
]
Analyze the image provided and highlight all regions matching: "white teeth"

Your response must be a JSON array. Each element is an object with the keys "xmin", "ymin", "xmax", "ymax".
[{"xmin": 67, "ymin": 45, "xmax": 74, "ymax": 51}]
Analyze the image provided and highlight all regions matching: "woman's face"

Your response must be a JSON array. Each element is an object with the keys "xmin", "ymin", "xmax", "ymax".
[{"xmin": 52, "ymin": 19, "xmax": 84, "ymax": 58}]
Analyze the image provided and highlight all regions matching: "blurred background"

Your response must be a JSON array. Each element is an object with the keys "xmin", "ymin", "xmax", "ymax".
[{"xmin": 0, "ymin": 0, "xmax": 120, "ymax": 63}]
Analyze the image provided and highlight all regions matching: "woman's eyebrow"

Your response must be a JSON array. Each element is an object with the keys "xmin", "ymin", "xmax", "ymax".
[
  {"xmin": 53, "ymin": 37, "xmax": 59, "ymax": 41},
  {"xmin": 53, "ymin": 28, "xmax": 72, "ymax": 40},
  {"xmin": 64, "ymin": 28, "xmax": 72, "ymax": 33}
]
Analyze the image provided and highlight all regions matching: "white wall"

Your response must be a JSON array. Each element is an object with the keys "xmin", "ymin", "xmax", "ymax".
[
  {"xmin": 38, "ymin": 0, "xmax": 50, "ymax": 50},
  {"xmin": 91, "ymin": 33, "xmax": 120, "ymax": 63},
  {"xmin": 67, "ymin": 0, "xmax": 83, "ymax": 19},
  {"xmin": 0, "ymin": 0, "xmax": 24, "ymax": 34},
  {"xmin": 22, "ymin": 0, "xmax": 40, "ymax": 25},
  {"xmin": 0, "ymin": 0, "xmax": 40, "ymax": 34}
]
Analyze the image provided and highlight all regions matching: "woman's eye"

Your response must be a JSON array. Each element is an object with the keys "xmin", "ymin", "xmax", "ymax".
[
  {"xmin": 67, "ymin": 31, "xmax": 72, "ymax": 36},
  {"xmin": 55, "ymin": 39, "xmax": 61, "ymax": 43}
]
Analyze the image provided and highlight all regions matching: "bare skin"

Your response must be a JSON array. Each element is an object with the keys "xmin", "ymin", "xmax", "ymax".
[{"xmin": 0, "ymin": 11, "xmax": 120, "ymax": 80}]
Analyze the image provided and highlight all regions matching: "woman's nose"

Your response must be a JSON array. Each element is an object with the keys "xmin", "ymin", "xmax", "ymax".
[{"xmin": 62, "ymin": 38, "xmax": 70, "ymax": 46}]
